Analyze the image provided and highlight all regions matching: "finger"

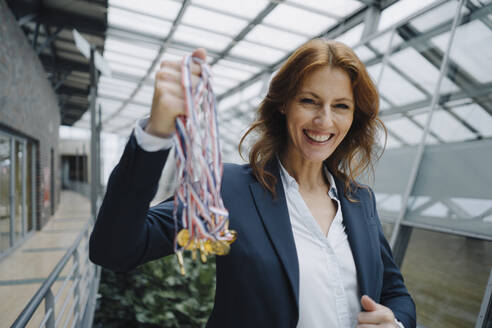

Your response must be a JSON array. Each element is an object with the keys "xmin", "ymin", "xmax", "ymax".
[
  {"xmin": 356, "ymin": 325, "xmax": 378, "ymax": 328},
  {"xmin": 155, "ymin": 93, "xmax": 185, "ymax": 114},
  {"xmin": 191, "ymin": 47, "xmax": 207, "ymax": 61},
  {"xmin": 160, "ymin": 59, "xmax": 202, "ymax": 76},
  {"xmin": 358, "ymin": 310, "xmax": 392, "ymax": 324},
  {"xmin": 155, "ymin": 67, "xmax": 200, "ymax": 87},
  {"xmin": 155, "ymin": 80, "xmax": 184, "ymax": 99},
  {"xmin": 361, "ymin": 295, "xmax": 382, "ymax": 312}
]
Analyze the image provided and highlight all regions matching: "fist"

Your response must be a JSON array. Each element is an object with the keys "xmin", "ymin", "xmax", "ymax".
[
  {"xmin": 357, "ymin": 295, "xmax": 398, "ymax": 327},
  {"xmin": 145, "ymin": 48, "xmax": 207, "ymax": 137}
]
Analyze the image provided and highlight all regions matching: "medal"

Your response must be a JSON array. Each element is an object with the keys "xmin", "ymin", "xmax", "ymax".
[{"xmin": 172, "ymin": 55, "xmax": 237, "ymax": 275}]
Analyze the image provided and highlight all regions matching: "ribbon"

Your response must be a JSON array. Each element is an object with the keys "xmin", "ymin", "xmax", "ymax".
[{"xmin": 172, "ymin": 55, "xmax": 237, "ymax": 275}]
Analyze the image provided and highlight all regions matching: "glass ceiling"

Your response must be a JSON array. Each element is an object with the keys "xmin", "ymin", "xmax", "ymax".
[
  {"xmin": 75, "ymin": 0, "xmax": 369, "ymax": 135},
  {"xmin": 73, "ymin": 0, "xmax": 492, "ymax": 187}
]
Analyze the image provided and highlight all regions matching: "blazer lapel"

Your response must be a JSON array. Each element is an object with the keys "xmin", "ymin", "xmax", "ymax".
[
  {"xmin": 334, "ymin": 176, "xmax": 380, "ymax": 299},
  {"xmin": 249, "ymin": 162, "xmax": 300, "ymax": 308}
]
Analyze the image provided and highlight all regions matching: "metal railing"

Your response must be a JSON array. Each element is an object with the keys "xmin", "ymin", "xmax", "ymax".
[{"xmin": 10, "ymin": 219, "xmax": 100, "ymax": 328}]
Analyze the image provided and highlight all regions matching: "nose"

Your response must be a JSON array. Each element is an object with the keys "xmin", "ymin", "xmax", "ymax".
[{"xmin": 313, "ymin": 105, "xmax": 335, "ymax": 128}]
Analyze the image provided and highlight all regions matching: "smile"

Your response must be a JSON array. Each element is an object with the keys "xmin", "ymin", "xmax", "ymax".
[{"xmin": 303, "ymin": 129, "xmax": 334, "ymax": 144}]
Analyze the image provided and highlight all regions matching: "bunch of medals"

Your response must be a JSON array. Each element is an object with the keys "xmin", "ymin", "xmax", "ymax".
[{"xmin": 172, "ymin": 55, "xmax": 237, "ymax": 275}]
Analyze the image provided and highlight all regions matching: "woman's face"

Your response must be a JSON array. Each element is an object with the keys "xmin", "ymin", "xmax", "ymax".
[{"xmin": 284, "ymin": 66, "xmax": 355, "ymax": 165}]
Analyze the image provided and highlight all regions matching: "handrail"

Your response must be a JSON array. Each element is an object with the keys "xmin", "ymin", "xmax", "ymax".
[{"xmin": 10, "ymin": 218, "xmax": 98, "ymax": 328}]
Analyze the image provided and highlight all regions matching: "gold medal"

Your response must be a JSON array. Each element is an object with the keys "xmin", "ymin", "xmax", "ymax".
[
  {"xmin": 177, "ymin": 229, "xmax": 190, "ymax": 247},
  {"xmin": 210, "ymin": 240, "xmax": 230, "ymax": 255}
]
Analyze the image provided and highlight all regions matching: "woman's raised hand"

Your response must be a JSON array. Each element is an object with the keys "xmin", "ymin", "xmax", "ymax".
[{"xmin": 145, "ymin": 48, "xmax": 207, "ymax": 138}]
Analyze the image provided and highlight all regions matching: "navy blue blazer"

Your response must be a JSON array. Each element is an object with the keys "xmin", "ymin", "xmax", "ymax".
[{"xmin": 89, "ymin": 134, "xmax": 416, "ymax": 328}]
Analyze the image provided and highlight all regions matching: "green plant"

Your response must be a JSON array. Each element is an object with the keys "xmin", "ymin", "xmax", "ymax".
[{"xmin": 94, "ymin": 254, "xmax": 216, "ymax": 328}]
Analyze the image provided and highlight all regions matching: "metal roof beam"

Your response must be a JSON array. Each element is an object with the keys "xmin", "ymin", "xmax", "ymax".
[
  {"xmin": 380, "ymin": 81, "xmax": 492, "ymax": 117},
  {"xmin": 210, "ymin": 1, "xmax": 282, "ymax": 66},
  {"xmin": 36, "ymin": 26, "xmax": 62, "ymax": 55}
]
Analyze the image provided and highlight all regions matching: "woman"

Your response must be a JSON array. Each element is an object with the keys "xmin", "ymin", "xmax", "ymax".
[{"xmin": 90, "ymin": 39, "xmax": 416, "ymax": 328}]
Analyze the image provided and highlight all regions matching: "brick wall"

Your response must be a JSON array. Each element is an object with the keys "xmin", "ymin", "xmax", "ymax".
[{"xmin": 0, "ymin": 0, "xmax": 61, "ymax": 228}]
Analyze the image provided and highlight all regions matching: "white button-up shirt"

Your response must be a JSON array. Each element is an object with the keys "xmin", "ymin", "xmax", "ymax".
[{"xmin": 278, "ymin": 160, "xmax": 361, "ymax": 328}]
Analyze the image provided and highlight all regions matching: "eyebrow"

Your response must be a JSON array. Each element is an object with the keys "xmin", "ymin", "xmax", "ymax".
[{"xmin": 299, "ymin": 91, "xmax": 354, "ymax": 103}]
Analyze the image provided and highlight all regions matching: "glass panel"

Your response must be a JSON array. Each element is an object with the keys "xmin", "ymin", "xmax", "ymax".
[
  {"xmin": 240, "ymin": 80, "xmax": 264, "ymax": 100},
  {"xmin": 99, "ymin": 76, "xmax": 137, "ymax": 90},
  {"xmin": 105, "ymin": 116, "xmax": 135, "ymax": 129},
  {"xmin": 372, "ymin": 39, "xmax": 448, "ymax": 228},
  {"xmin": 212, "ymin": 64, "xmax": 255, "ymax": 81},
  {"xmin": 212, "ymin": 76, "xmax": 238, "ymax": 89},
  {"xmin": 26, "ymin": 142, "xmax": 33, "ymax": 232},
  {"xmin": 14, "ymin": 140, "xmax": 23, "ymax": 241},
  {"xmin": 122, "ymin": 103, "xmax": 149, "ymax": 119},
  {"xmin": 263, "ymin": 3, "xmax": 336, "ymax": 36},
  {"xmin": 103, "ymin": 51, "xmax": 151, "ymax": 70},
  {"xmin": 405, "ymin": 3, "xmax": 492, "ymax": 238},
  {"xmin": 246, "ymin": 24, "xmax": 308, "ymax": 51},
  {"xmin": 412, "ymin": 109, "xmax": 476, "ymax": 142},
  {"xmin": 430, "ymin": 20, "xmax": 492, "ymax": 83},
  {"xmin": 182, "ymin": 6, "xmax": 248, "ymax": 36},
  {"xmin": 215, "ymin": 58, "xmax": 262, "ymax": 73},
  {"xmin": 192, "ymin": 0, "xmax": 268, "ymax": 19},
  {"xmin": 385, "ymin": 117, "xmax": 424, "ymax": 145},
  {"xmin": 369, "ymin": 31, "xmax": 403, "ymax": 54},
  {"xmin": 353, "ymin": 45, "xmax": 375, "ymax": 62},
  {"xmin": 378, "ymin": 65, "xmax": 427, "ymax": 106},
  {"xmin": 109, "ymin": 0, "xmax": 181, "ymax": 20},
  {"xmin": 388, "ymin": 47, "xmax": 459, "ymax": 94},
  {"xmin": 451, "ymin": 103, "xmax": 492, "ymax": 138},
  {"xmin": 378, "ymin": 0, "xmax": 437, "ymax": 31},
  {"xmin": 105, "ymin": 37, "xmax": 159, "ymax": 61},
  {"xmin": 173, "ymin": 25, "xmax": 232, "ymax": 52},
  {"xmin": 108, "ymin": 62, "xmax": 149, "ymax": 78},
  {"xmin": 214, "ymin": 85, "xmax": 227, "ymax": 95},
  {"xmin": 287, "ymin": 0, "xmax": 363, "ymax": 17},
  {"xmin": 218, "ymin": 93, "xmax": 242, "ymax": 112},
  {"xmin": 335, "ymin": 24, "xmax": 363, "ymax": 47},
  {"xmin": 98, "ymin": 85, "xmax": 135, "ymax": 100},
  {"xmin": 133, "ymin": 86, "xmax": 154, "ymax": 105},
  {"xmin": 108, "ymin": 7, "xmax": 173, "ymax": 38},
  {"xmin": 0, "ymin": 135, "xmax": 10, "ymax": 252},
  {"xmin": 401, "ymin": 229, "xmax": 492, "ymax": 328},
  {"xmin": 410, "ymin": 1, "xmax": 467, "ymax": 32},
  {"xmin": 230, "ymin": 40, "xmax": 286, "ymax": 65}
]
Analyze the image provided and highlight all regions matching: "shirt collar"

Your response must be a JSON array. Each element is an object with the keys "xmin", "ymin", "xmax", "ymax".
[{"xmin": 277, "ymin": 158, "xmax": 339, "ymax": 201}]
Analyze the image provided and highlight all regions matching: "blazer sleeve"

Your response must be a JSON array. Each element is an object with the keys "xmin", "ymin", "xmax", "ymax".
[
  {"xmin": 369, "ymin": 188, "xmax": 417, "ymax": 328},
  {"xmin": 89, "ymin": 133, "xmax": 181, "ymax": 272}
]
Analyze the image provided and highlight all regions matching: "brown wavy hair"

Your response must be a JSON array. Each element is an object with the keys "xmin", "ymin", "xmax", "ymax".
[{"xmin": 239, "ymin": 39, "xmax": 386, "ymax": 199}]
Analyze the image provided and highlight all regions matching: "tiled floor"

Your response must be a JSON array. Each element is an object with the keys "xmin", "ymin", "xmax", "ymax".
[{"xmin": 0, "ymin": 190, "xmax": 91, "ymax": 328}]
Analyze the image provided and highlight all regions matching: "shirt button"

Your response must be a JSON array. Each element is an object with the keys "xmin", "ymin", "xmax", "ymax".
[{"xmin": 336, "ymin": 287, "xmax": 343, "ymax": 296}]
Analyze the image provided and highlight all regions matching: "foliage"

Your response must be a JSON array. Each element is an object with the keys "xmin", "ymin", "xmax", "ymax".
[{"xmin": 93, "ymin": 254, "xmax": 216, "ymax": 328}]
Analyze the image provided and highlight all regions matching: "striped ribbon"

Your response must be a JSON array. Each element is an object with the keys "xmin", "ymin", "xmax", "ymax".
[{"xmin": 172, "ymin": 55, "xmax": 232, "ymax": 258}]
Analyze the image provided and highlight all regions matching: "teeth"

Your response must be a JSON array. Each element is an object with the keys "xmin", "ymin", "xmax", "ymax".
[{"xmin": 305, "ymin": 130, "xmax": 332, "ymax": 142}]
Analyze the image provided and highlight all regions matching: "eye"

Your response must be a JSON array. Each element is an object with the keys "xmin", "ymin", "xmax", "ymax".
[
  {"xmin": 335, "ymin": 103, "xmax": 350, "ymax": 109},
  {"xmin": 300, "ymin": 98, "xmax": 316, "ymax": 105}
]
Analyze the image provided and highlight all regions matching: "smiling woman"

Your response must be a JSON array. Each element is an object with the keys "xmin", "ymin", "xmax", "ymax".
[
  {"xmin": 90, "ymin": 39, "xmax": 415, "ymax": 328},
  {"xmin": 240, "ymin": 39, "xmax": 384, "ymax": 198}
]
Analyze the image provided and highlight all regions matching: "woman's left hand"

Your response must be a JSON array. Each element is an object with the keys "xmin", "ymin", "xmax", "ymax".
[{"xmin": 357, "ymin": 295, "xmax": 399, "ymax": 327}]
